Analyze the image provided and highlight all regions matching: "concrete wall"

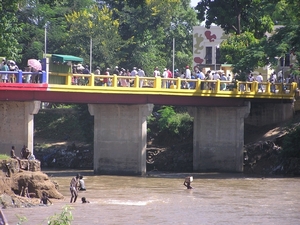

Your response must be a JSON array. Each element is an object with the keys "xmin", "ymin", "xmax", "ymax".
[
  {"xmin": 89, "ymin": 104, "xmax": 153, "ymax": 175},
  {"xmin": 245, "ymin": 102, "xmax": 294, "ymax": 126},
  {"xmin": 188, "ymin": 102, "xmax": 250, "ymax": 172},
  {"xmin": 0, "ymin": 101, "xmax": 40, "ymax": 155}
]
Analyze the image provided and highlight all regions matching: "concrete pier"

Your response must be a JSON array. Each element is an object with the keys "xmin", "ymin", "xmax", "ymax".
[
  {"xmin": 89, "ymin": 104, "xmax": 153, "ymax": 175},
  {"xmin": 0, "ymin": 101, "xmax": 40, "ymax": 155},
  {"xmin": 188, "ymin": 102, "xmax": 250, "ymax": 172}
]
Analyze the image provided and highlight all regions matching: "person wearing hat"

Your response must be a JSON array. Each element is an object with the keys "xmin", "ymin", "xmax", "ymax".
[
  {"xmin": 131, "ymin": 67, "xmax": 137, "ymax": 76},
  {"xmin": 162, "ymin": 68, "xmax": 168, "ymax": 88},
  {"xmin": 70, "ymin": 173, "xmax": 80, "ymax": 203},
  {"xmin": 94, "ymin": 66, "xmax": 101, "ymax": 86},
  {"xmin": 153, "ymin": 67, "xmax": 160, "ymax": 78},
  {"xmin": 114, "ymin": 66, "xmax": 119, "ymax": 76}
]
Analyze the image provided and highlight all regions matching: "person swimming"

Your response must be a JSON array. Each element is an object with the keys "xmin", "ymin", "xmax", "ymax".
[
  {"xmin": 183, "ymin": 176, "xmax": 193, "ymax": 189},
  {"xmin": 81, "ymin": 197, "xmax": 90, "ymax": 203},
  {"xmin": 40, "ymin": 192, "xmax": 52, "ymax": 205}
]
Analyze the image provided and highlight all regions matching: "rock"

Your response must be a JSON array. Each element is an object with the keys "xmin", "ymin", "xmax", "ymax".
[
  {"xmin": 0, "ymin": 159, "xmax": 64, "ymax": 208},
  {"xmin": 12, "ymin": 171, "xmax": 64, "ymax": 199}
]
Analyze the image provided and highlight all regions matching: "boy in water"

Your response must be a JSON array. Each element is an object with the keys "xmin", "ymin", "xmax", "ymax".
[
  {"xmin": 79, "ymin": 175, "xmax": 86, "ymax": 191},
  {"xmin": 70, "ymin": 173, "xmax": 80, "ymax": 203},
  {"xmin": 183, "ymin": 176, "xmax": 193, "ymax": 189},
  {"xmin": 81, "ymin": 197, "xmax": 90, "ymax": 203},
  {"xmin": 40, "ymin": 192, "xmax": 52, "ymax": 205}
]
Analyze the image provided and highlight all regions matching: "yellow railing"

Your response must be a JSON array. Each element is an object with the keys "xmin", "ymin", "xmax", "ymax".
[{"xmin": 48, "ymin": 72, "xmax": 298, "ymax": 100}]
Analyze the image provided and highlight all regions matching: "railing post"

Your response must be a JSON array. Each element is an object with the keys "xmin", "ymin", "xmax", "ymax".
[
  {"xmin": 233, "ymin": 81, "xmax": 239, "ymax": 93},
  {"xmin": 176, "ymin": 77, "xmax": 181, "ymax": 89},
  {"xmin": 134, "ymin": 76, "xmax": 139, "ymax": 88},
  {"xmin": 66, "ymin": 73, "xmax": 72, "ymax": 86},
  {"xmin": 252, "ymin": 81, "xmax": 258, "ymax": 93},
  {"xmin": 154, "ymin": 77, "xmax": 162, "ymax": 89},
  {"xmin": 40, "ymin": 71, "xmax": 46, "ymax": 83},
  {"xmin": 17, "ymin": 70, "xmax": 23, "ymax": 83},
  {"xmin": 112, "ymin": 75, "xmax": 118, "ymax": 87},
  {"xmin": 195, "ymin": 78, "xmax": 201, "ymax": 90},
  {"xmin": 88, "ymin": 73, "xmax": 95, "ymax": 87},
  {"xmin": 265, "ymin": 82, "xmax": 271, "ymax": 94},
  {"xmin": 215, "ymin": 79, "xmax": 220, "ymax": 93}
]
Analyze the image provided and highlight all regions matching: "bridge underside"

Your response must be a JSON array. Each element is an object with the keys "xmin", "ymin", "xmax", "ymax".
[{"xmin": 0, "ymin": 90, "xmax": 291, "ymax": 107}]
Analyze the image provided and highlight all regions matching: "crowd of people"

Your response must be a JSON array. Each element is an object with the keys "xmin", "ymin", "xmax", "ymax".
[
  {"xmin": 71, "ymin": 63, "xmax": 299, "ymax": 92},
  {"xmin": 0, "ymin": 59, "xmax": 19, "ymax": 83},
  {"xmin": 10, "ymin": 145, "xmax": 36, "ymax": 170},
  {"xmin": 0, "ymin": 58, "xmax": 43, "ymax": 84}
]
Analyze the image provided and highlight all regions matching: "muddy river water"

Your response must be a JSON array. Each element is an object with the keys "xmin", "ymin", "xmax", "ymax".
[{"xmin": 3, "ymin": 170, "xmax": 300, "ymax": 225}]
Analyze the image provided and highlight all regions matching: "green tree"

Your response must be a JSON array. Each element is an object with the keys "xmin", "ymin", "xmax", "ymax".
[
  {"xmin": 0, "ymin": 0, "xmax": 22, "ymax": 60},
  {"xmin": 195, "ymin": 0, "xmax": 276, "ymax": 38},
  {"xmin": 16, "ymin": 0, "xmax": 95, "ymax": 68},
  {"xmin": 104, "ymin": 0, "xmax": 198, "ymax": 75},
  {"xmin": 65, "ymin": 5, "xmax": 124, "ymax": 69}
]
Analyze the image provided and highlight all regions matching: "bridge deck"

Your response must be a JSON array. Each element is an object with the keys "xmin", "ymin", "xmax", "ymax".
[{"xmin": 0, "ymin": 73, "xmax": 297, "ymax": 106}]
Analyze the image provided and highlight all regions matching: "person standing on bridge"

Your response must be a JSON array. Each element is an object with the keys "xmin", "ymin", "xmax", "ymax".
[
  {"xmin": 1, "ymin": 60, "xmax": 9, "ymax": 83},
  {"xmin": 138, "ymin": 67, "xmax": 145, "ymax": 88},
  {"xmin": 70, "ymin": 173, "xmax": 80, "ymax": 203},
  {"xmin": 255, "ymin": 73, "xmax": 264, "ymax": 92}
]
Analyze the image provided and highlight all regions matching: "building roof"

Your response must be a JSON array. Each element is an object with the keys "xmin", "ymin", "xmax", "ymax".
[{"xmin": 51, "ymin": 54, "xmax": 83, "ymax": 63}]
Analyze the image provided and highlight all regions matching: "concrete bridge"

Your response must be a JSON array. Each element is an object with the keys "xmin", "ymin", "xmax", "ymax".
[{"xmin": 0, "ymin": 71, "xmax": 297, "ymax": 175}]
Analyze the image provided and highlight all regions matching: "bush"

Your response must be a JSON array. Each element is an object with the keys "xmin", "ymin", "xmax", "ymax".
[
  {"xmin": 47, "ymin": 206, "xmax": 73, "ymax": 225},
  {"xmin": 281, "ymin": 126, "xmax": 300, "ymax": 158},
  {"xmin": 148, "ymin": 106, "xmax": 193, "ymax": 145}
]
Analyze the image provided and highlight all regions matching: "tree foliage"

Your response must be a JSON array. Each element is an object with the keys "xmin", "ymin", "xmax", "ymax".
[
  {"xmin": 149, "ymin": 106, "xmax": 193, "ymax": 143},
  {"xmin": 195, "ymin": 0, "xmax": 276, "ymax": 38},
  {"xmin": 195, "ymin": 0, "xmax": 300, "ymax": 76},
  {"xmin": 0, "ymin": 0, "xmax": 22, "ymax": 60},
  {"xmin": 65, "ymin": 5, "xmax": 124, "ymax": 69}
]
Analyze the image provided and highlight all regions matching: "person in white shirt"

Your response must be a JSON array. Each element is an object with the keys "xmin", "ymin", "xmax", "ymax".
[
  {"xmin": 153, "ymin": 67, "xmax": 160, "ymax": 78},
  {"xmin": 131, "ymin": 67, "xmax": 138, "ymax": 76},
  {"xmin": 162, "ymin": 68, "xmax": 168, "ymax": 88},
  {"xmin": 185, "ymin": 66, "xmax": 191, "ymax": 79},
  {"xmin": 138, "ymin": 68, "xmax": 145, "ymax": 88},
  {"xmin": 255, "ymin": 73, "xmax": 264, "ymax": 92},
  {"xmin": 79, "ymin": 175, "xmax": 86, "ymax": 191}
]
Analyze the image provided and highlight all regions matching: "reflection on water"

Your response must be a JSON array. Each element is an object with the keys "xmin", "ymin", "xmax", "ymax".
[{"xmin": 3, "ymin": 169, "xmax": 300, "ymax": 225}]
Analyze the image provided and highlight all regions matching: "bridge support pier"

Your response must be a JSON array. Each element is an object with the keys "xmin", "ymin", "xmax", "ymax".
[
  {"xmin": 0, "ymin": 101, "xmax": 41, "ymax": 155},
  {"xmin": 188, "ymin": 102, "xmax": 250, "ymax": 172},
  {"xmin": 89, "ymin": 104, "xmax": 153, "ymax": 175}
]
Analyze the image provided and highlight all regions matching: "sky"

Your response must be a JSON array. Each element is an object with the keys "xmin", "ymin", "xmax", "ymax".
[{"xmin": 190, "ymin": 0, "xmax": 199, "ymax": 7}]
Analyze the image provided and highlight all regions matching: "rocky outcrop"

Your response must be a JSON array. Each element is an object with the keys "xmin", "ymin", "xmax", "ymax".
[
  {"xmin": 0, "ymin": 158, "xmax": 63, "ymax": 208},
  {"xmin": 244, "ymin": 140, "xmax": 300, "ymax": 176}
]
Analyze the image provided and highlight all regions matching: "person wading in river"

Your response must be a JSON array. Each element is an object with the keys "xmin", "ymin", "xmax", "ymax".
[{"xmin": 70, "ymin": 173, "xmax": 80, "ymax": 203}]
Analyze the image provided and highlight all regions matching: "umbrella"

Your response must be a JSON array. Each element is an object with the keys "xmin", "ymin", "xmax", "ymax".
[{"xmin": 28, "ymin": 59, "xmax": 42, "ymax": 71}]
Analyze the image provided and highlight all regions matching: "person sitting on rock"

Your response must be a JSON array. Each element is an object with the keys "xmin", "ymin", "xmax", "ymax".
[
  {"xmin": 10, "ymin": 146, "xmax": 22, "ymax": 169},
  {"xmin": 79, "ymin": 175, "xmax": 86, "ymax": 191},
  {"xmin": 81, "ymin": 197, "xmax": 90, "ymax": 203},
  {"xmin": 28, "ymin": 151, "xmax": 36, "ymax": 160},
  {"xmin": 21, "ymin": 145, "xmax": 30, "ymax": 159},
  {"xmin": 40, "ymin": 192, "xmax": 52, "ymax": 205}
]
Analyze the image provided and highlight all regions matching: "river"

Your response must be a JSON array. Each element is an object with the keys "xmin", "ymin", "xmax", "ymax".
[{"xmin": 3, "ymin": 170, "xmax": 300, "ymax": 225}]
